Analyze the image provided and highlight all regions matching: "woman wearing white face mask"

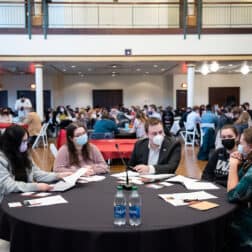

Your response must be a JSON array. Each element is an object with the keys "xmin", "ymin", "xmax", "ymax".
[
  {"xmin": 0, "ymin": 125, "xmax": 70, "ymax": 203},
  {"xmin": 227, "ymin": 127, "xmax": 252, "ymax": 251},
  {"xmin": 53, "ymin": 123, "xmax": 109, "ymax": 175}
]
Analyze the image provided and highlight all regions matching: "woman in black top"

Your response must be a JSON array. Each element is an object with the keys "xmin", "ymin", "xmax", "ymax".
[{"xmin": 202, "ymin": 124, "xmax": 239, "ymax": 187}]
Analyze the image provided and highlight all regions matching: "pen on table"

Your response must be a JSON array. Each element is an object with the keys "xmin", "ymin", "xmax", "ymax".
[{"xmin": 183, "ymin": 199, "xmax": 201, "ymax": 203}]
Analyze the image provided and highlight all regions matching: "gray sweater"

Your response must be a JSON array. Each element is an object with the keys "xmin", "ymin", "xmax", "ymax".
[{"xmin": 0, "ymin": 151, "xmax": 58, "ymax": 203}]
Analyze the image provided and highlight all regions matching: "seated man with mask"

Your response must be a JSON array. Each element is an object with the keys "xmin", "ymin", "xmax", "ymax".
[{"xmin": 128, "ymin": 118, "xmax": 181, "ymax": 174}]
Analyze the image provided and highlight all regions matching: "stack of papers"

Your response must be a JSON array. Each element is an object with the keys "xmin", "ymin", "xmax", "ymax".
[
  {"xmin": 159, "ymin": 191, "xmax": 217, "ymax": 206},
  {"xmin": 22, "ymin": 195, "xmax": 68, "ymax": 207},
  {"xmin": 52, "ymin": 168, "xmax": 87, "ymax": 191},
  {"xmin": 111, "ymin": 171, "xmax": 139, "ymax": 179},
  {"xmin": 78, "ymin": 175, "xmax": 106, "ymax": 183},
  {"xmin": 166, "ymin": 175, "xmax": 219, "ymax": 190},
  {"xmin": 140, "ymin": 174, "xmax": 174, "ymax": 181}
]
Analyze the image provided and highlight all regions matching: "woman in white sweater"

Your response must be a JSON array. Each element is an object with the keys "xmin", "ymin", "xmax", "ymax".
[{"xmin": 0, "ymin": 125, "xmax": 70, "ymax": 203}]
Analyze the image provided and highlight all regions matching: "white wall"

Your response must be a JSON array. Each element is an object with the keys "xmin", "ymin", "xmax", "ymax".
[
  {"xmin": 60, "ymin": 74, "xmax": 172, "ymax": 108},
  {"xmin": 1, "ymin": 34, "xmax": 252, "ymax": 56},
  {"xmin": 0, "ymin": 74, "xmax": 55, "ymax": 110},
  {"xmin": 173, "ymin": 73, "xmax": 252, "ymax": 107}
]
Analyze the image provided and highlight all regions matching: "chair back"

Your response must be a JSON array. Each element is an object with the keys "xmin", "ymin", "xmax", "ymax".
[
  {"xmin": 49, "ymin": 143, "xmax": 58, "ymax": 158},
  {"xmin": 90, "ymin": 132, "xmax": 115, "ymax": 139},
  {"xmin": 32, "ymin": 122, "xmax": 49, "ymax": 149}
]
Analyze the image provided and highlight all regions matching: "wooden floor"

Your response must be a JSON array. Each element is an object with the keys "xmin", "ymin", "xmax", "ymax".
[{"xmin": 31, "ymin": 143, "xmax": 207, "ymax": 179}]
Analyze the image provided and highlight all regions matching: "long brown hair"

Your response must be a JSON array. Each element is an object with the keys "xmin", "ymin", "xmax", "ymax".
[{"xmin": 66, "ymin": 123, "xmax": 92, "ymax": 167}]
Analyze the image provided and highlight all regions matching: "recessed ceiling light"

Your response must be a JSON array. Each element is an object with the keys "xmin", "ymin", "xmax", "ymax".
[
  {"xmin": 71, "ymin": 65, "xmax": 76, "ymax": 68},
  {"xmin": 112, "ymin": 65, "xmax": 117, "ymax": 68},
  {"xmin": 161, "ymin": 68, "xmax": 166, "ymax": 71},
  {"xmin": 210, "ymin": 61, "xmax": 219, "ymax": 72},
  {"xmin": 62, "ymin": 69, "xmax": 66, "ymax": 72},
  {"xmin": 145, "ymin": 72, "xmax": 149, "ymax": 74},
  {"xmin": 228, "ymin": 64, "xmax": 233, "ymax": 67},
  {"xmin": 153, "ymin": 64, "xmax": 158, "ymax": 68},
  {"xmin": 78, "ymin": 71, "xmax": 82, "ymax": 74},
  {"xmin": 240, "ymin": 62, "xmax": 250, "ymax": 75},
  {"xmin": 88, "ymin": 68, "xmax": 92, "ymax": 72},
  {"xmin": 200, "ymin": 63, "xmax": 209, "ymax": 75},
  {"xmin": 136, "ymin": 68, "xmax": 141, "ymax": 72},
  {"xmin": 112, "ymin": 71, "xmax": 116, "ymax": 74}
]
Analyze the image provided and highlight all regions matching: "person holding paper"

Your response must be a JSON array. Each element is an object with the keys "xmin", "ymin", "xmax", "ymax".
[
  {"xmin": 0, "ymin": 125, "xmax": 70, "ymax": 203},
  {"xmin": 227, "ymin": 127, "xmax": 252, "ymax": 251},
  {"xmin": 53, "ymin": 123, "xmax": 109, "ymax": 175},
  {"xmin": 202, "ymin": 125, "xmax": 239, "ymax": 187},
  {"xmin": 128, "ymin": 118, "xmax": 181, "ymax": 174}
]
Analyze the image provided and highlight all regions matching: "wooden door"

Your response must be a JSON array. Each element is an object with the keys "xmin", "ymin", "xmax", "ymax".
[
  {"xmin": 208, "ymin": 87, "xmax": 240, "ymax": 107},
  {"xmin": 93, "ymin": 90, "xmax": 123, "ymax": 108},
  {"xmin": 176, "ymin": 90, "xmax": 187, "ymax": 109},
  {"xmin": 0, "ymin": 90, "xmax": 8, "ymax": 108}
]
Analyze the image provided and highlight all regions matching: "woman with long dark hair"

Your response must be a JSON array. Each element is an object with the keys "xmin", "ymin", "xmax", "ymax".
[
  {"xmin": 0, "ymin": 125, "xmax": 70, "ymax": 203},
  {"xmin": 53, "ymin": 123, "xmax": 109, "ymax": 175}
]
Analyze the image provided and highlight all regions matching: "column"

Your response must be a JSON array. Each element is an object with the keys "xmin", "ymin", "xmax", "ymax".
[
  {"xmin": 187, "ymin": 64, "xmax": 195, "ymax": 108},
  {"xmin": 35, "ymin": 64, "xmax": 44, "ymax": 120}
]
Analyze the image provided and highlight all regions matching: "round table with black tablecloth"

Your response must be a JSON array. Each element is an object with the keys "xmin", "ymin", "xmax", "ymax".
[{"xmin": 0, "ymin": 176, "xmax": 236, "ymax": 252}]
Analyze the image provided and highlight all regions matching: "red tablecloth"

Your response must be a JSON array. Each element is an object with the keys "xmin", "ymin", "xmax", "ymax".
[
  {"xmin": 56, "ymin": 129, "xmax": 137, "ymax": 160},
  {"xmin": 0, "ymin": 123, "xmax": 28, "ymax": 129}
]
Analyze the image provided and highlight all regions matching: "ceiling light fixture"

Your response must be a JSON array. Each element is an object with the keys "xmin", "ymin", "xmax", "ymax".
[
  {"xmin": 30, "ymin": 83, "xmax": 36, "ymax": 89},
  {"xmin": 181, "ymin": 82, "xmax": 187, "ymax": 89},
  {"xmin": 210, "ymin": 61, "xmax": 219, "ymax": 72},
  {"xmin": 240, "ymin": 62, "xmax": 250, "ymax": 75},
  {"xmin": 200, "ymin": 63, "xmax": 209, "ymax": 75}
]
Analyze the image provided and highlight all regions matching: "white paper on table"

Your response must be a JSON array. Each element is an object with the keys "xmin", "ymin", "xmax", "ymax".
[
  {"xmin": 34, "ymin": 192, "xmax": 52, "ymax": 197},
  {"xmin": 51, "ymin": 180, "xmax": 75, "ymax": 192},
  {"xmin": 24, "ymin": 195, "xmax": 68, "ymax": 207},
  {"xmin": 8, "ymin": 202, "xmax": 23, "ymax": 208},
  {"xmin": 166, "ymin": 175, "xmax": 198, "ymax": 184},
  {"xmin": 140, "ymin": 174, "xmax": 175, "ymax": 180},
  {"xmin": 78, "ymin": 175, "xmax": 106, "ymax": 183},
  {"xmin": 21, "ymin": 192, "xmax": 35, "ymax": 196},
  {"xmin": 184, "ymin": 181, "xmax": 219, "ymax": 190},
  {"xmin": 159, "ymin": 191, "xmax": 217, "ymax": 206},
  {"xmin": 159, "ymin": 182, "xmax": 173, "ymax": 187},
  {"xmin": 111, "ymin": 171, "xmax": 139, "ymax": 178},
  {"xmin": 63, "ymin": 167, "xmax": 88, "ymax": 184}
]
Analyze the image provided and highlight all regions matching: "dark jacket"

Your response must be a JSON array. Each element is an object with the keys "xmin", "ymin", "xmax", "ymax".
[
  {"xmin": 201, "ymin": 147, "xmax": 230, "ymax": 187},
  {"xmin": 128, "ymin": 136, "xmax": 181, "ymax": 174}
]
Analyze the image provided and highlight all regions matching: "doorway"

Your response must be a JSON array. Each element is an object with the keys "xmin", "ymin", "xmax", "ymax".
[
  {"xmin": 176, "ymin": 90, "xmax": 187, "ymax": 109},
  {"xmin": 208, "ymin": 87, "xmax": 240, "ymax": 106},
  {"xmin": 17, "ymin": 90, "xmax": 51, "ymax": 112},
  {"xmin": 0, "ymin": 90, "xmax": 8, "ymax": 108},
  {"xmin": 93, "ymin": 90, "xmax": 123, "ymax": 108}
]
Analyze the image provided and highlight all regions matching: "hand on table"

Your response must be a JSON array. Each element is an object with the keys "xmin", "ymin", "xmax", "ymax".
[
  {"xmin": 133, "ymin": 164, "xmax": 150, "ymax": 174},
  {"xmin": 37, "ymin": 183, "xmax": 54, "ymax": 191}
]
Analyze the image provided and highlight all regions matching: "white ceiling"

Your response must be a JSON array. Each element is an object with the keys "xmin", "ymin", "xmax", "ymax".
[{"xmin": 0, "ymin": 60, "xmax": 251, "ymax": 76}]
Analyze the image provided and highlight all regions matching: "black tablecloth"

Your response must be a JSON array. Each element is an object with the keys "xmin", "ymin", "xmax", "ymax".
[{"xmin": 0, "ymin": 176, "xmax": 236, "ymax": 252}]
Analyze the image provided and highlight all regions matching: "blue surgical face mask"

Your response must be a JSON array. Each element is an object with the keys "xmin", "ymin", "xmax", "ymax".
[
  {"xmin": 19, "ymin": 141, "xmax": 28, "ymax": 153},
  {"xmin": 238, "ymin": 144, "xmax": 248, "ymax": 158},
  {"xmin": 75, "ymin": 134, "xmax": 88, "ymax": 146}
]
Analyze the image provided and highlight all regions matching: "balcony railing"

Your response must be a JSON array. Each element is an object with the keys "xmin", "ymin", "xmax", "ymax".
[{"xmin": 0, "ymin": 1, "xmax": 252, "ymax": 38}]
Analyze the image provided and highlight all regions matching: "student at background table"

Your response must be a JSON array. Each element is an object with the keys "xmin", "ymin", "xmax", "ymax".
[
  {"xmin": 202, "ymin": 125, "xmax": 239, "ymax": 187},
  {"xmin": 53, "ymin": 123, "xmax": 109, "ymax": 175},
  {"xmin": 227, "ymin": 127, "xmax": 252, "ymax": 252},
  {"xmin": 0, "ymin": 125, "xmax": 70, "ymax": 203}
]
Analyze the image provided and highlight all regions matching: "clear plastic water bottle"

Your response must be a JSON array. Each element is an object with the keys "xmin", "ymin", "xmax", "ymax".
[
  {"xmin": 129, "ymin": 186, "xmax": 142, "ymax": 226},
  {"xmin": 113, "ymin": 185, "xmax": 126, "ymax": 226}
]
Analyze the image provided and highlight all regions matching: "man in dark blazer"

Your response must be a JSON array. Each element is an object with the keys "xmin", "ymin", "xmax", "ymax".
[{"xmin": 128, "ymin": 118, "xmax": 181, "ymax": 174}]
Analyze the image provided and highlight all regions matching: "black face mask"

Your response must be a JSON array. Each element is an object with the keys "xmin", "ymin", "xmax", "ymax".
[{"xmin": 221, "ymin": 138, "xmax": 235, "ymax": 150}]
